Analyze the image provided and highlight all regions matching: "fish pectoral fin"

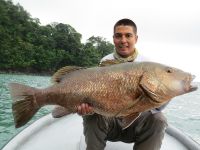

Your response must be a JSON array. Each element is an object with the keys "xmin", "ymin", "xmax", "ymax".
[
  {"xmin": 120, "ymin": 113, "xmax": 141, "ymax": 130},
  {"xmin": 51, "ymin": 66, "xmax": 86, "ymax": 83},
  {"xmin": 139, "ymin": 73, "xmax": 158, "ymax": 95},
  {"xmin": 52, "ymin": 106, "xmax": 71, "ymax": 118}
]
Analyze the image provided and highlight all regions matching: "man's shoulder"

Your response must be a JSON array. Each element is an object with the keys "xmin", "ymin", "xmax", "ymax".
[
  {"xmin": 100, "ymin": 53, "xmax": 114, "ymax": 62},
  {"xmin": 135, "ymin": 53, "xmax": 150, "ymax": 62}
]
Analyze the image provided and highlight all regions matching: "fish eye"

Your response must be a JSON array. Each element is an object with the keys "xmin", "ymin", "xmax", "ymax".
[{"xmin": 166, "ymin": 67, "xmax": 173, "ymax": 73}]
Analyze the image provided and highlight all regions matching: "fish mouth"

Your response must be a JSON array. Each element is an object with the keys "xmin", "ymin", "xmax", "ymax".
[
  {"xmin": 187, "ymin": 83, "xmax": 198, "ymax": 93},
  {"xmin": 185, "ymin": 75, "xmax": 198, "ymax": 93}
]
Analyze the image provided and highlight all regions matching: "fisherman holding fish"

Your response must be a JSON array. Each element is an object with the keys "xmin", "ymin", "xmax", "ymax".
[
  {"xmin": 9, "ymin": 19, "xmax": 197, "ymax": 150},
  {"xmin": 78, "ymin": 19, "xmax": 168, "ymax": 150}
]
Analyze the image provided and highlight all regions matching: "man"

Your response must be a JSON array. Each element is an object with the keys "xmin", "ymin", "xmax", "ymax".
[{"xmin": 77, "ymin": 18, "xmax": 168, "ymax": 150}]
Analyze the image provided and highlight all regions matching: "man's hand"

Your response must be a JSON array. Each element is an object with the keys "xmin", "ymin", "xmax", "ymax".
[{"xmin": 77, "ymin": 103, "xmax": 94, "ymax": 116}]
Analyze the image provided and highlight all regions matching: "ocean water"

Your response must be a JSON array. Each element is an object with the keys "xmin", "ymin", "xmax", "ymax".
[
  {"xmin": 0, "ymin": 74, "xmax": 52, "ymax": 149},
  {"xmin": 0, "ymin": 73, "xmax": 200, "ymax": 149}
]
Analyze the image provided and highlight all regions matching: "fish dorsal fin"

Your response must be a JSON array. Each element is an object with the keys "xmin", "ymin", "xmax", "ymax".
[
  {"xmin": 121, "ymin": 112, "xmax": 141, "ymax": 130},
  {"xmin": 51, "ymin": 66, "xmax": 86, "ymax": 83},
  {"xmin": 99, "ymin": 59, "xmax": 122, "ymax": 67}
]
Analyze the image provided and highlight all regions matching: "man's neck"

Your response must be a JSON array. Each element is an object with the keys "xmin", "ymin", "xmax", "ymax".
[
  {"xmin": 119, "ymin": 50, "xmax": 135, "ymax": 58},
  {"xmin": 113, "ymin": 48, "xmax": 138, "ymax": 62}
]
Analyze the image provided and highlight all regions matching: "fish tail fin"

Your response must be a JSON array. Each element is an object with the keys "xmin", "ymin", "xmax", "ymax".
[{"xmin": 8, "ymin": 83, "xmax": 40, "ymax": 128}]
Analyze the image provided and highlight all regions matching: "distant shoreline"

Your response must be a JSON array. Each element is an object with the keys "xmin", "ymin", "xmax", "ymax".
[{"xmin": 0, "ymin": 70, "xmax": 52, "ymax": 77}]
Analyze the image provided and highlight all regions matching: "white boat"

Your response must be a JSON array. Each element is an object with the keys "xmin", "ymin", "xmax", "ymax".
[{"xmin": 2, "ymin": 114, "xmax": 200, "ymax": 150}]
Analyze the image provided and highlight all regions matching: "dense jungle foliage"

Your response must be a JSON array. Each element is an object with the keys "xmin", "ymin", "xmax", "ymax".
[{"xmin": 0, "ymin": 0, "xmax": 114, "ymax": 74}]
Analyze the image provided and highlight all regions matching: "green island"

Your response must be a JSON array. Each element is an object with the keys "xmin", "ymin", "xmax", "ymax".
[{"xmin": 0, "ymin": 0, "xmax": 114, "ymax": 75}]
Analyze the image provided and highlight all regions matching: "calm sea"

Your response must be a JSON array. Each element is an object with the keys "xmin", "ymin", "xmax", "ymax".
[{"xmin": 0, "ymin": 73, "xmax": 200, "ymax": 149}]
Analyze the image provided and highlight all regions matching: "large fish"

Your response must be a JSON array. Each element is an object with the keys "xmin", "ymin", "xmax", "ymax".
[{"xmin": 9, "ymin": 61, "xmax": 197, "ymax": 129}]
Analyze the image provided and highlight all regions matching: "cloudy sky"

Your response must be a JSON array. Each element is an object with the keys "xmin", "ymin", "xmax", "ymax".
[{"xmin": 13, "ymin": 0, "xmax": 200, "ymax": 81}]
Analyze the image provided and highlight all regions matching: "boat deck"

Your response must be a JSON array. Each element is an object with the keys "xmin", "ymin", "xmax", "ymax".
[{"xmin": 2, "ymin": 114, "xmax": 200, "ymax": 150}]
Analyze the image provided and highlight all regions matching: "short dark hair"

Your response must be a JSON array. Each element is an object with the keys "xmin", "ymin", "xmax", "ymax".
[{"xmin": 114, "ymin": 18, "xmax": 137, "ymax": 34}]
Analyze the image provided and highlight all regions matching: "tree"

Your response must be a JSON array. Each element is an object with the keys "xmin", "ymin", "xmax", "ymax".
[
  {"xmin": 86, "ymin": 36, "xmax": 114, "ymax": 58},
  {"xmin": 77, "ymin": 36, "xmax": 114, "ymax": 66}
]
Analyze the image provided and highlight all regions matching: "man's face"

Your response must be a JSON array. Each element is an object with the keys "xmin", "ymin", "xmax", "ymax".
[{"xmin": 113, "ymin": 25, "xmax": 138, "ymax": 57}]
